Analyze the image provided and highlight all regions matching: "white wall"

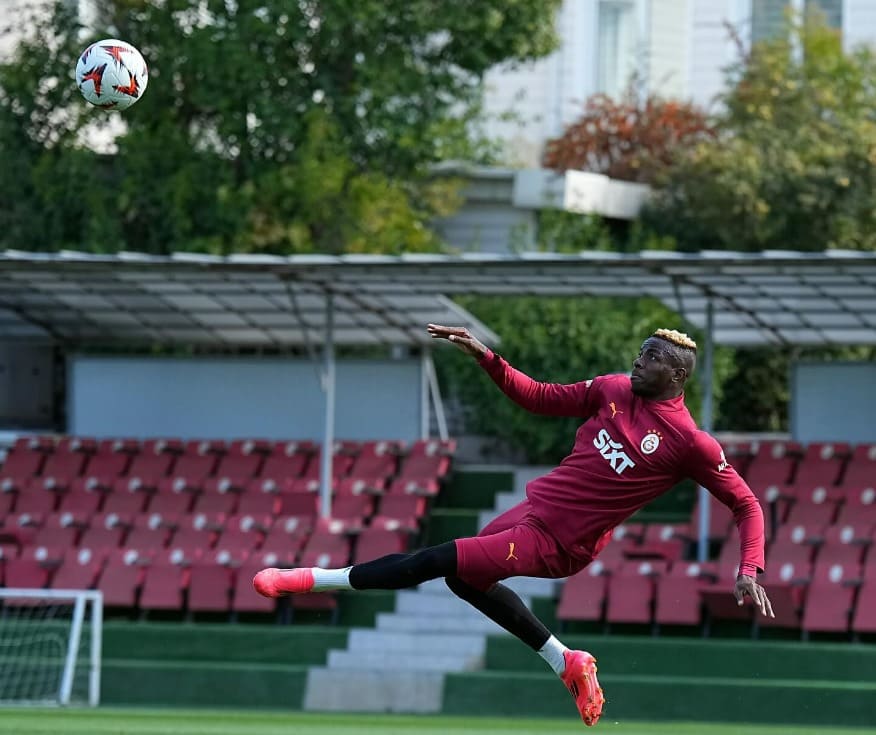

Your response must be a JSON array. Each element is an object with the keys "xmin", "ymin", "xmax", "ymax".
[
  {"xmin": 68, "ymin": 356, "xmax": 424, "ymax": 441},
  {"xmin": 649, "ymin": 0, "xmax": 689, "ymax": 99},
  {"xmin": 791, "ymin": 362, "xmax": 876, "ymax": 443},
  {"xmin": 843, "ymin": 0, "xmax": 876, "ymax": 51}
]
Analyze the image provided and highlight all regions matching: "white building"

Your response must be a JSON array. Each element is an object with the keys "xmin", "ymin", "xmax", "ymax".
[{"xmin": 483, "ymin": 0, "xmax": 875, "ymax": 167}]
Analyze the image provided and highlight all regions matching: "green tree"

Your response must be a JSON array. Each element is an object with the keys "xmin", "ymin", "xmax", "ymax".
[
  {"xmin": 643, "ymin": 14, "xmax": 876, "ymax": 251},
  {"xmin": 0, "ymin": 0, "xmax": 561, "ymax": 254}
]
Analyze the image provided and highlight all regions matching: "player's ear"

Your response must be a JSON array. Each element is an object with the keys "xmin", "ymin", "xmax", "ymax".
[{"xmin": 673, "ymin": 367, "xmax": 688, "ymax": 384}]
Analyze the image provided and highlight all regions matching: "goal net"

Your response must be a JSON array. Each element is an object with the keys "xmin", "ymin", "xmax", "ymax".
[{"xmin": 0, "ymin": 589, "xmax": 102, "ymax": 706}]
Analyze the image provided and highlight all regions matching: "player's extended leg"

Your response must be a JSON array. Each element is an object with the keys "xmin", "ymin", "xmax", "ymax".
[
  {"xmin": 252, "ymin": 541, "xmax": 457, "ymax": 596},
  {"xmin": 444, "ymin": 575, "xmax": 604, "ymax": 727}
]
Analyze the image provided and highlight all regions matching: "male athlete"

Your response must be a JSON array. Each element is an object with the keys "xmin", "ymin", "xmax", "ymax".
[{"xmin": 254, "ymin": 324, "xmax": 774, "ymax": 727}]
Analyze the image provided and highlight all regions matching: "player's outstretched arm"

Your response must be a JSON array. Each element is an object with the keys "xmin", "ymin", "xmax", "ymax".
[
  {"xmin": 426, "ymin": 323, "xmax": 596, "ymax": 418},
  {"xmin": 427, "ymin": 324, "xmax": 488, "ymax": 359},
  {"xmin": 735, "ymin": 575, "xmax": 774, "ymax": 618}
]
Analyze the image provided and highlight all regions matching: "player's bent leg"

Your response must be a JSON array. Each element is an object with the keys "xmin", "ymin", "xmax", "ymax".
[
  {"xmin": 252, "ymin": 542, "xmax": 458, "ymax": 597},
  {"xmin": 561, "ymin": 650, "xmax": 605, "ymax": 727}
]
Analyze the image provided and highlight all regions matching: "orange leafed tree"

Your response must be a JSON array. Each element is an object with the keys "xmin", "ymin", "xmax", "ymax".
[{"xmin": 542, "ymin": 88, "xmax": 715, "ymax": 183}]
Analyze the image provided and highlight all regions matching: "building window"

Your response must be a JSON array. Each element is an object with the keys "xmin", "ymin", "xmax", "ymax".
[
  {"xmin": 752, "ymin": 0, "xmax": 842, "ymax": 43},
  {"xmin": 597, "ymin": 0, "xmax": 637, "ymax": 98}
]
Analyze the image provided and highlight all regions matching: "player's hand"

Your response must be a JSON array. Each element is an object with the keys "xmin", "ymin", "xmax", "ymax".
[
  {"xmin": 426, "ymin": 324, "xmax": 488, "ymax": 360},
  {"xmin": 734, "ymin": 575, "xmax": 774, "ymax": 618}
]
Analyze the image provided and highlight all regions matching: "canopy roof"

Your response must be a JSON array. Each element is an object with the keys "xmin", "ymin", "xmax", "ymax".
[{"xmin": 1, "ymin": 249, "xmax": 875, "ymax": 347}]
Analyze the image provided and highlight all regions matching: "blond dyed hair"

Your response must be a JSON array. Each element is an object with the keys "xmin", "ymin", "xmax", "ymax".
[{"xmin": 652, "ymin": 329, "xmax": 697, "ymax": 351}]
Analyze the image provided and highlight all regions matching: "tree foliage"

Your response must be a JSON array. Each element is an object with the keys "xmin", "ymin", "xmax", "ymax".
[
  {"xmin": 643, "ymin": 14, "xmax": 876, "ymax": 251},
  {"xmin": 541, "ymin": 87, "xmax": 714, "ymax": 183},
  {"xmin": 0, "ymin": 0, "xmax": 561, "ymax": 254}
]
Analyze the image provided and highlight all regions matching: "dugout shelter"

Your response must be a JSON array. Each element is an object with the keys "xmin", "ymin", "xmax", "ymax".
[{"xmin": 1, "ymin": 248, "xmax": 875, "ymax": 558}]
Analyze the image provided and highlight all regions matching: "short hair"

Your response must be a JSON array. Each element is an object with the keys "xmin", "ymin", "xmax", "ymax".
[{"xmin": 652, "ymin": 328, "xmax": 697, "ymax": 352}]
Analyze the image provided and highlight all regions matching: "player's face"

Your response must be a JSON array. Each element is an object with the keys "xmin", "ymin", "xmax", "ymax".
[{"xmin": 630, "ymin": 338, "xmax": 681, "ymax": 397}]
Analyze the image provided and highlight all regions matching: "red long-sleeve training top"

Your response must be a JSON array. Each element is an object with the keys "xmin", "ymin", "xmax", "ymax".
[{"xmin": 479, "ymin": 350, "xmax": 765, "ymax": 576}]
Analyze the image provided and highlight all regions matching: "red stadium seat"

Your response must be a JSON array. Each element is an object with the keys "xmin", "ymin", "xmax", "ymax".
[
  {"xmin": 801, "ymin": 578, "xmax": 856, "ymax": 634},
  {"xmin": 96, "ymin": 551, "xmax": 148, "ymax": 607},
  {"xmin": 688, "ymin": 495, "xmax": 734, "ymax": 542},
  {"xmin": 277, "ymin": 490, "xmax": 317, "ymax": 517},
  {"xmin": 834, "ymin": 487, "xmax": 876, "ymax": 527},
  {"xmin": 347, "ymin": 440, "xmax": 402, "ymax": 483},
  {"xmin": 655, "ymin": 561, "xmax": 716, "ymax": 627},
  {"xmin": 260, "ymin": 516, "xmax": 312, "ymax": 557},
  {"xmin": 212, "ymin": 450, "xmax": 263, "ymax": 489},
  {"xmin": 139, "ymin": 563, "xmax": 187, "ymax": 611},
  {"xmin": 298, "ymin": 530, "xmax": 351, "ymax": 568},
  {"xmin": 370, "ymin": 494, "xmax": 427, "ymax": 533},
  {"xmin": 336, "ymin": 477, "xmax": 388, "ymax": 497},
  {"xmin": 259, "ymin": 442, "xmax": 315, "ymax": 480},
  {"xmin": 387, "ymin": 477, "xmax": 441, "ymax": 497},
  {"xmin": 815, "ymin": 542, "xmax": 866, "ymax": 570},
  {"xmin": 39, "ymin": 448, "xmax": 88, "ymax": 492},
  {"xmin": 50, "ymin": 548, "xmax": 106, "ymax": 590},
  {"xmin": 124, "ymin": 449, "xmax": 175, "ymax": 490},
  {"xmin": 235, "ymin": 491, "xmax": 279, "ymax": 516},
  {"xmin": 556, "ymin": 566, "xmax": 608, "ymax": 624},
  {"xmin": 745, "ymin": 440, "xmax": 801, "ymax": 489},
  {"xmin": 101, "ymin": 490, "xmax": 148, "ymax": 516},
  {"xmin": 4, "ymin": 558, "xmax": 51, "ymax": 588},
  {"xmin": 0, "ymin": 491, "xmax": 14, "ymax": 515},
  {"xmin": 83, "ymin": 448, "xmax": 132, "ymax": 486},
  {"xmin": 31, "ymin": 524, "xmax": 79, "ymax": 549},
  {"xmin": 300, "ymin": 448, "xmax": 354, "ymax": 481},
  {"xmin": 783, "ymin": 494, "xmax": 838, "ymax": 529},
  {"xmin": 123, "ymin": 526, "xmax": 170, "ymax": 553},
  {"xmin": 822, "ymin": 523, "xmax": 874, "ymax": 548},
  {"xmin": 841, "ymin": 444, "xmax": 876, "ymax": 488},
  {"xmin": 191, "ymin": 488, "xmax": 238, "ymax": 516},
  {"xmin": 147, "ymin": 491, "xmax": 193, "ymax": 516},
  {"xmin": 634, "ymin": 524, "xmax": 688, "ymax": 561},
  {"xmin": 77, "ymin": 524, "xmax": 125, "ymax": 553},
  {"xmin": 20, "ymin": 544, "xmax": 66, "ymax": 567},
  {"xmin": 793, "ymin": 443, "xmax": 850, "ymax": 488},
  {"xmin": 606, "ymin": 561, "xmax": 667, "ymax": 625},
  {"xmin": 168, "ymin": 451, "xmax": 217, "ymax": 492},
  {"xmin": 321, "ymin": 495, "xmax": 374, "ymax": 534},
  {"xmin": 56, "ymin": 487, "xmax": 103, "ymax": 515},
  {"xmin": 13, "ymin": 482, "xmax": 57, "ymax": 515},
  {"xmin": 0, "ymin": 445, "xmax": 46, "ymax": 489},
  {"xmin": 188, "ymin": 563, "xmax": 234, "ymax": 612},
  {"xmin": 851, "ymin": 580, "xmax": 876, "ymax": 634},
  {"xmin": 353, "ymin": 528, "xmax": 408, "ymax": 564}
]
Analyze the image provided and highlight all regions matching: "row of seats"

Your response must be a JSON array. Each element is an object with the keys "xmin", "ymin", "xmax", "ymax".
[
  {"xmin": 0, "ymin": 437, "xmax": 455, "ymax": 498},
  {"xmin": 724, "ymin": 440, "xmax": 875, "ymax": 491},
  {"xmin": 0, "ymin": 435, "xmax": 455, "ymax": 615}
]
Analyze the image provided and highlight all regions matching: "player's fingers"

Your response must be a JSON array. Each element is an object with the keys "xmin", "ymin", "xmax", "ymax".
[
  {"xmin": 734, "ymin": 585, "xmax": 744, "ymax": 605},
  {"xmin": 762, "ymin": 590, "xmax": 775, "ymax": 618}
]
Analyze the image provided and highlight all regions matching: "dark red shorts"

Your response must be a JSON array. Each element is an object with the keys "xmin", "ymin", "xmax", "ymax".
[{"xmin": 454, "ymin": 499, "xmax": 606, "ymax": 591}]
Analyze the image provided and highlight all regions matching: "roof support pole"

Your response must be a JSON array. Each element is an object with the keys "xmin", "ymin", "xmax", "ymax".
[
  {"xmin": 697, "ymin": 298, "xmax": 715, "ymax": 562},
  {"xmin": 319, "ymin": 292, "xmax": 336, "ymax": 519},
  {"xmin": 423, "ymin": 350, "xmax": 448, "ymax": 441},
  {"xmin": 420, "ymin": 349, "xmax": 431, "ymax": 440}
]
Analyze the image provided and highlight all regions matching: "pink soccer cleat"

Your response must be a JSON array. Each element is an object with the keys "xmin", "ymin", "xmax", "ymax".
[
  {"xmin": 560, "ymin": 649, "xmax": 605, "ymax": 726},
  {"xmin": 252, "ymin": 567, "xmax": 315, "ymax": 598}
]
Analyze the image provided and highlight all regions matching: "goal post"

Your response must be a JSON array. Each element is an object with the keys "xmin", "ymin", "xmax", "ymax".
[{"xmin": 0, "ymin": 589, "xmax": 102, "ymax": 707}]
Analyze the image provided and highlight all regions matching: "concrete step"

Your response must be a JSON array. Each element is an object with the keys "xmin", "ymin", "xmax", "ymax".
[
  {"xmin": 395, "ymin": 590, "xmax": 528, "ymax": 617},
  {"xmin": 513, "ymin": 466, "xmax": 553, "ymax": 494},
  {"xmin": 415, "ymin": 575, "xmax": 559, "ymax": 600},
  {"xmin": 346, "ymin": 629, "xmax": 486, "ymax": 658},
  {"xmin": 376, "ymin": 612, "xmax": 507, "ymax": 635},
  {"xmin": 327, "ymin": 649, "xmax": 478, "ymax": 672},
  {"xmin": 304, "ymin": 668, "xmax": 443, "ymax": 713}
]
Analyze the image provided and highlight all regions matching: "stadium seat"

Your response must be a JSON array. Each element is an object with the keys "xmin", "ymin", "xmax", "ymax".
[
  {"xmin": 83, "ymin": 448, "xmax": 132, "ymax": 488},
  {"xmin": 387, "ymin": 477, "xmax": 441, "ymax": 497},
  {"xmin": 4, "ymin": 557, "xmax": 51, "ymax": 588},
  {"xmin": 50, "ymin": 548, "xmax": 106, "ymax": 590},
  {"xmin": 556, "ymin": 565, "xmax": 609, "ymax": 624},
  {"xmin": 123, "ymin": 526, "xmax": 170, "ymax": 553},
  {"xmin": 20, "ymin": 544, "xmax": 66, "ymax": 568},
  {"xmin": 822, "ymin": 523, "xmax": 874, "ymax": 548},
  {"xmin": 277, "ymin": 490, "xmax": 318, "ymax": 517},
  {"xmin": 300, "ymin": 448, "xmax": 355, "ymax": 481},
  {"xmin": 801, "ymin": 573, "xmax": 858, "ymax": 634},
  {"xmin": 347, "ymin": 440, "xmax": 402, "ymax": 483},
  {"xmin": 77, "ymin": 524, "xmax": 126, "ymax": 553},
  {"xmin": 841, "ymin": 444, "xmax": 876, "ymax": 488},
  {"xmin": 13, "ymin": 482, "xmax": 57, "ymax": 515},
  {"xmin": 235, "ymin": 491, "xmax": 279, "ymax": 516},
  {"xmin": 259, "ymin": 442, "xmax": 315, "ymax": 480},
  {"xmin": 168, "ymin": 450, "xmax": 217, "ymax": 492},
  {"xmin": 38, "ymin": 447, "xmax": 88, "ymax": 493},
  {"xmin": 0, "ymin": 491, "xmax": 14, "ymax": 515},
  {"xmin": 321, "ymin": 495, "xmax": 374, "ymax": 534},
  {"xmin": 101, "ymin": 490, "xmax": 148, "ymax": 516},
  {"xmin": 96, "ymin": 551, "xmax": 148, "ymax": 607},
  {"xmin": 834, "ymin": 487, "xmax": 876, "ymax": 527},
  {"xmin": 56, "ymin": 487, "xmax": 103, "ymax": 515},
  {"xmin": 398, "ymin": 439, "xmax": 455, "ymax": 480},
  {"xmin": 370, "ymin": 494, "xmax": 427, "ymax": 533},
  {"xmin": 793, "ymin": 443, "xmax": 850, "ymax": 488},
  {"xmin": 214, "ymin": 517, "xmax": 266, "ymax": 554},
  {"xmin": 688, "ymin": 495, "xmax": 734, "ymax": 542},
  {"xmin": 124, "ymin": 449, "xmax": 175, "ymax": 491},
  {"xmin": 188, "ymin": 563, "xmax": 234, "ymax": 613},
  {"xmin": 851, "ymin": 578, "xmax": 876, "ymax": 634},
  {"xmin": 211, "ymin": 449, "xmax": 263, "ymax": 491},
  {"xmin": 633, "ymin": 523, "xmax": 688, "ymax": 561},
  {"xmin": 139, "ymin": 562, "xmax": 188, "ymax": 611},
  {"xmin": 298, "ymin": 530, "xmax": 351, "ymax": 568},
  {"xmin": 353, "ymin": 527, "xmax": 408, "ymax": 564},
  {"xmin": 744, "ymin": 440, "xmax": 800, "ymax": 491},
  {"xmin": 756, "ymin": 560, "xmax": 811, "ymax": 629},
  {"xmin": 147, "ymin": 491, "xmax": 194, "ymax": 516},
  {"xmin": 31, "ymin": 524, "xmax": 78, "ymax": 549},
  {"xmin": 191, "ymin": 488, "xmax": 238, "ymax": 516},
  {"xmin": 815, "ymin": 542, "xmax": 866, "ymax": 569},
  {"xmin": 260, "ymin": 515, "xmax": 312, "ymax": 557},
  {"xmin": 721, "ymin": 440, "xmax": 755, "ymax": 477},
  {"xmin": 783, "ymin": 492, "xmax": 839, "ymax": 529},
  {"xmin": 0, "ymin": 444, "xmax": 46, "ymax": 490},
  {"xmin": 654, "ymin": 561, "xmax": 717, "ymax": 627},
  {"xmin": 606, "ymin": 561, "xmax": 667, "ymax": 625}
]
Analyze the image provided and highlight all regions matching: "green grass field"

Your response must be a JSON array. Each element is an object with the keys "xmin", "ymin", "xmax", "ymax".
[{"xmin": 0, "ymin": 710, "xmax": 874, "ymax": 735}]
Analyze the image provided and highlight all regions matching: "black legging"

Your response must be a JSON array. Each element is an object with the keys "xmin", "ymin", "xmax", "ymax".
[{"xmin": 349, "ymin": 541, "xmax": 552, "ymax": 650}]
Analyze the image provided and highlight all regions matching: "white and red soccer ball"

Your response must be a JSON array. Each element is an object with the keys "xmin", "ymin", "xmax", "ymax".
[{"xmin": 75, "ymin": 39, "xmax": 148, "ymax": 111}]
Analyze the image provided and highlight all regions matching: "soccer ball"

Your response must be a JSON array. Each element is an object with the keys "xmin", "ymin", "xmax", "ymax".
[{"xmin": 75, "ymin": 39, "xmax": 148, "ymax": 111}]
